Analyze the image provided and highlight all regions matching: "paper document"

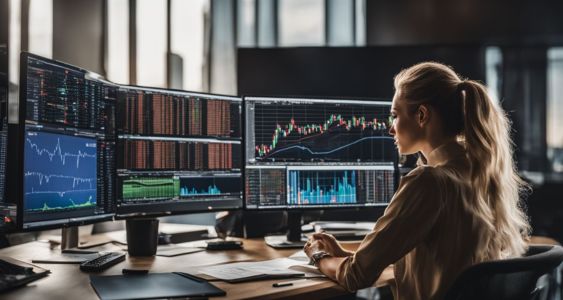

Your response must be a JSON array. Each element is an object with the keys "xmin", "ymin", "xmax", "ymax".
[
  {"xmin": 313, "ymin": 221, "xmax": 375, "ymax": 231},
  {"xmin": 288, "ymin": 250, "xmax": 310, "ymax": 262},
  {"xmin": 200, "ymin": 258, "xmax": 317, "ymax": 283}
]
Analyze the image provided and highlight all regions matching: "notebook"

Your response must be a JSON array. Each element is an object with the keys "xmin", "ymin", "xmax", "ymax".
[{"xmin": 90, "ymin": 272, "xmax": 225, "ymax": 300}]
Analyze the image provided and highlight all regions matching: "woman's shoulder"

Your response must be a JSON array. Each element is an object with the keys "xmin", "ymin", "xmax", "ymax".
[
  {"xmin": 404, "ymin": 165, "xmax": 440, "ymax": 180},
  {"xmin": 402, "ymin": 165, "xmax": 452, "ymax": 187}
]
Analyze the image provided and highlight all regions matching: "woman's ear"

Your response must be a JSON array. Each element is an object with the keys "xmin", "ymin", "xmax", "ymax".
[{"xmin": 417, "ymin": 104, "xmax": 430, "ymax": 127}]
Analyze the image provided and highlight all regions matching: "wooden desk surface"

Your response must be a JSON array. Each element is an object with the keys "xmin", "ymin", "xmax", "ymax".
[{"xmin": 0, "ymin": 238, "xmax": 393, "ymax": 300}]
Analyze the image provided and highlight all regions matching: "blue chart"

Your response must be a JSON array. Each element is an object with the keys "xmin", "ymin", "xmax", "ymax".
[
  {"xmin": 24, "ymin": 131, "xmax": 97, "ymax": 211},
  {"xmin": 288, "ymin": 170, "xmax": 357, "ymax": 205},
  {"xmin": 180, "ymin": 185, "xmax": 222, "ymax": 196},
  {"xmin": 179, "ymin": 177, "xmax": 240, "ymax": 197}
]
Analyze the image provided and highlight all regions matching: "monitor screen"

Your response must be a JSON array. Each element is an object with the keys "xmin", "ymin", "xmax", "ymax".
[
  {"xmin": 17, "ymin": 53, "xmax": 116, "ymax": 230},
  {"xmin": 244, "ymin": 96, "xmax": 398, "ymax": 210},
  {"xmin": 115, "ymin": 86, "xmax": 242, "ymax": 216}
]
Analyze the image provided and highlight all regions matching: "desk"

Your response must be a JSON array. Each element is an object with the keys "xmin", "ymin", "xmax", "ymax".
[{"xmin": 0, "ymin": 238, "xmax": 393, "ymax": 300}]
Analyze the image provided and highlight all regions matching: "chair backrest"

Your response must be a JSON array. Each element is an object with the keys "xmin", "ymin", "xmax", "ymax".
[{"xmin": 444, "ymin": 245, "xmax": 563, "ymax": 300}]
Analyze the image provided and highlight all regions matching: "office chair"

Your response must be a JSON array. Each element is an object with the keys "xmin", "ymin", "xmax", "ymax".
[{"xmin": 444, "ymin": 245, "xmax": 563, "ymax": 300}]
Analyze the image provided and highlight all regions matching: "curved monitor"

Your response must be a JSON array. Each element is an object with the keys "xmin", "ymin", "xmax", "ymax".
[
  {"xmin": 13, "ymin": 53, "xmax": 243, "ymax": 229},
  {"xmin": 244, "ymin": 96, "xmax": 398, "ymax": 210},
  {"xmin": 114, "ymin": 86, "xmax": 243, "ymax": 217}
]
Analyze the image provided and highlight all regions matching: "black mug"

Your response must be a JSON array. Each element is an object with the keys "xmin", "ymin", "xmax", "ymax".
[{"xmin": 126, "ymin": 218, "xmax": 159, "ymax": 256}]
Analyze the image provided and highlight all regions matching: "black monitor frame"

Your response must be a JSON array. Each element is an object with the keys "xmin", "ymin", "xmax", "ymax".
[
  {"xmin": 0, "ymin": 44, "xmax": 15, "ymax": 233},
  {"xmin": 242, "ymin": 95, "xmax": 399, "ymax": 212},
  {"xmin": 14, "ymin": 52, "xmax": 115, "ymax": 231},
  {"xmin": 114, "ymin": 85, "xmax": 243, "ymax": 219}
]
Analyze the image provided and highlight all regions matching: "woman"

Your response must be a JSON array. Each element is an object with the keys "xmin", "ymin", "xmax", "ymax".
[{"xmin": 304, "ymin": 62, "xmax": 530, "ymax": 299}]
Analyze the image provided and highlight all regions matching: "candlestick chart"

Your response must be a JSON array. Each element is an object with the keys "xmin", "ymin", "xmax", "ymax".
[{"xmin": 252, "ymin": 101, "xmax": 395, "ymax": 162}]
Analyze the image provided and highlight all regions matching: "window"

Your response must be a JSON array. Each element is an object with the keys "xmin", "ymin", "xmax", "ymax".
[
  {"xmin": 28, "ymin": 0, "xmax": 53, "ymax": 59},
  {"xmin": 257, "ymin": 0, "xmax": 276, "ymax": 47},
  {"xmin": 171, "ymin": 0, "xmax": 209, "ymax": 91},
  {"xmin": 136, "ymin": 0, "xmax": 167, "ymax": 87},
  {"xmin": 547, "ymin": 48, "xmax": 563, "ymax": 172},
  {"xmin": 485, "ymin": 47, "xmax": 502, "ymax": 105},
  {"xmin": 326, "ymin": 0, "xmax": 354, "ymax": 46},
  {"xmin": 278, "ymin": 0, "xmax": 325, "ymax": 47},
  {"xmin": 237, "ymin": 0, "xmax": 255, "ymax": 47},
  {"xmin": 9, "ymin": 0, "xmax": 21, "ymax": 85},
  {"xmin": 107, "ymin": 0, "xmax": 129, "ymax": 84},
  {"xmin": 354, "ymin": 0, "xmax": 366, "ymax": 46},
  {"xmin": 236, "ymin": 0, "xmax": 365, "ymax": 47}
]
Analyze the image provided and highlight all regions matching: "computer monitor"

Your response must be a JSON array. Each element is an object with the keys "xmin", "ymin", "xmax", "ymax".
[
  {"xmin": 114, "ymin": 85, "xmax": 243, "ymax": 217},
  {"xmin": 244, "ymin": 96, "xmax": 398, "ymax": 247},
  {"xmin": 13, "ymin": 52, "xmax": 116, "ymax": 231},
  {"xmin": 0, "ymin": 44, "xmax": 14, "ymax": 232}
]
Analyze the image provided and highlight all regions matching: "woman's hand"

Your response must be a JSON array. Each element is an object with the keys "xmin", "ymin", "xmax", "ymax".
[{"xmin": 304, "ymin": 232, "xmax": 354, "ymax": 258}]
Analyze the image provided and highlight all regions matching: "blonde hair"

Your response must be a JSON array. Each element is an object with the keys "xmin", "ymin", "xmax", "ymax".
[{"xmin": 394, "ymin": 62, "xmax": 530, "ymax": 260}]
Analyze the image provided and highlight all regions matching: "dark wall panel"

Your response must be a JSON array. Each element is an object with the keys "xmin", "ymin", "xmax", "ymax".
[
  {"xmin": 237, "ymin": 46, "xmax": 485, "ymax": 99},
  {"xmin": 53, "ymin": 0, "xmax": 104, "ymax": 74},
  {"xmin": 0, "ymin": 0, "xmax": 8, "ymax": 47},
  {"xmin": 1, "ymin": 0, "xmax": 8, "ymax": 111},
  {"xmin": 366, "ymin": 0, "xmax": 563, "ymax": 46},
  {"xmin": 366, "ymin": 0, "xmax": 563, "ymax": 45}
]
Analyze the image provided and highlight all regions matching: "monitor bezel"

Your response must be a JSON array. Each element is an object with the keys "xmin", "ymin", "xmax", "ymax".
[
  {"xmin": 113, "ymin": 84, "xmax": 244, "ymax": 219},
  {"xmin": 16, "ymin": 52, "xmax": 115, "ymax": 231},
  {"xmin": 241, "ymin": 94, "xmax": 399, "ymax": 211}
]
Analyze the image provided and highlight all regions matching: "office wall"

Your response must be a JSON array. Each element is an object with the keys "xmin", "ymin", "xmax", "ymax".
[
  {"xmin": 237, "ymin": 46, "xmax": 485, "ymax": 99},
  {"xmin": 0, "ymin": 0, "xmax": 8, "ymax": 76},
  {"xmin": 53, "ymin": 0, "xmax": 104, "ymax": 74},
  {"xmin": 0, "ymin": 0, "xmax": 7, "ymax": 47},
  {"xmin": 366, "ymin": 0, "xmax": 563, "ymax": 46}
]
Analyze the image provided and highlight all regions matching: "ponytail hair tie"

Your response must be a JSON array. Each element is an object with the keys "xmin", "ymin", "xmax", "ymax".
[{"xmin": 457, "ymin": 80, "xmax": 469, "ymax": 93}]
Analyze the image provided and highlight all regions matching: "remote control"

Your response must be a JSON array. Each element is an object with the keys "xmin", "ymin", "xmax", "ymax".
[
  {"xmin": 80, "ymin": 252, "xmax": 126, "ymax": 272},
  {"xmin": 206, "ymin": 240, "xmax": 243, "ymax": 250}
]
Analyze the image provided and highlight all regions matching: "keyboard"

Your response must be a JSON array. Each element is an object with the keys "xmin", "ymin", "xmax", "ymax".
[
  {"xmin": 0, "ymin": 256, "xmax": 50, "ymax": 293},
  {"xmin": 80, "ymin": 252, "xmax": 126, "ymax": 272}
]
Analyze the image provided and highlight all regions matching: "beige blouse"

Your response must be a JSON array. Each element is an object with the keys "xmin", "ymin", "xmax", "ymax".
[{"xmin": 336, "ymin": 141, "xmax": 492, "ymax": 300}]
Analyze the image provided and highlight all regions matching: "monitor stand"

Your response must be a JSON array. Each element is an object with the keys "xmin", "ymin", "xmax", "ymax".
[
  {"xmin": 265, "ymin": 211, "xmax": 307, "ymax": 249},
  {"xmin": 61, "ymin": 226, "xmax": 79, "ymax": 250},
  {"xmin": 32, "ymin": 226, "xmax": 101, "ymax": 264}
]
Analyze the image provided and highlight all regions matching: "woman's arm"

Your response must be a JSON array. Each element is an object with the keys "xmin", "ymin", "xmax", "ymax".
[
  {"xmin": 316, "ymin": 256, "xmax": 347, "ymax": 281},
  {"xmin": 314, "ymin": 167, "xmax": 444, "ymax": 291}
]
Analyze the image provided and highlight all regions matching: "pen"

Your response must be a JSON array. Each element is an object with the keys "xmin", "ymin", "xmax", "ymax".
[
  {"xmin": 122, "ymin": 268, "xmax": 149, "ymax": 275},
  {"xmin": 272, "ymin": 282, "xmax": 293, "ymax": 287},
  {"xmin": 272, "ymin": 279, "xmax": 307, "ymax": 288}
]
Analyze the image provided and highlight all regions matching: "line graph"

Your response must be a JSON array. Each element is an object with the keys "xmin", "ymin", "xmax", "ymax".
[
  {"xmin": 266, "ymin": 136, "xmax": 393, "ymax": 157},
  {"xmin": 24, "ymin": 195, "xmax": 96, "ymax": 212},
  {"xmin": 252, "ymin": 101, "xmax": 396, "ymax": 162},
  {"xmin": 26, "ymin": 136, "xmax": 96, "ymax": 168},
  {"xmin": 24, "ymin": 131, "xmax": 97, "ymax": 212},
  {"xmin": 24, "ymin": 171, "xmax": 95, "ymax": 188}
]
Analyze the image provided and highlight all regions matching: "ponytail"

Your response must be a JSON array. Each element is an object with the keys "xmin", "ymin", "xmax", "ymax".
[{"xmin": 461, "ymin": 80, "xmax": 530, "ymax": 258}]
